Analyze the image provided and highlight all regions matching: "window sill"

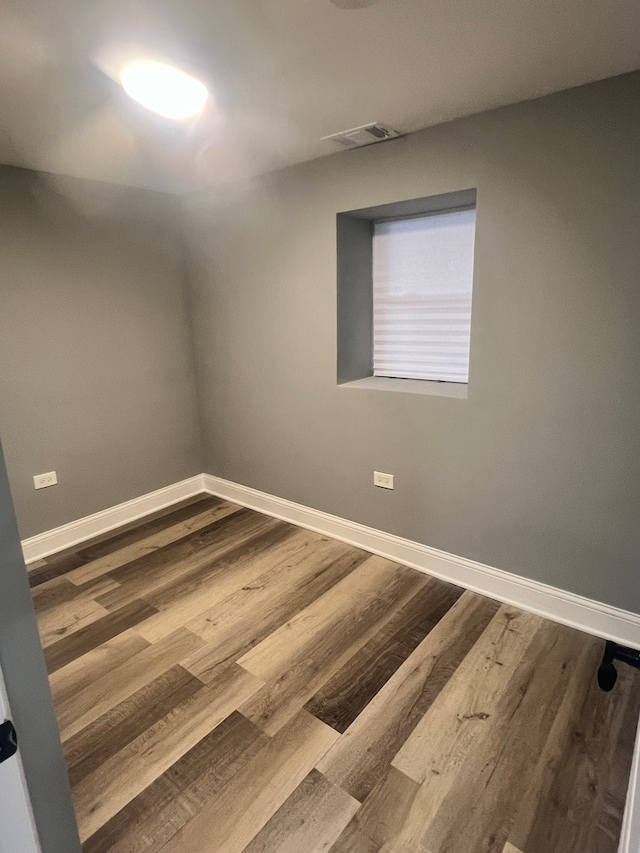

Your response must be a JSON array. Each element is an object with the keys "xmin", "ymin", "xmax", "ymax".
[{"xmin": 338, "ymin": 376, "xmax": 468, "ymax": 399}]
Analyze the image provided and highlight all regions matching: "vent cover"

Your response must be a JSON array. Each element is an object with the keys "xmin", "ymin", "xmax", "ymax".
[{"xmin": 321, "ymin": 123, "xmax": 400, "ymax": 149}]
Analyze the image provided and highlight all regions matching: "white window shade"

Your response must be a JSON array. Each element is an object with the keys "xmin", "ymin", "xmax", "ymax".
[{"xmin": 372, "ymin": 207, "xmax": 476, "ymax": 383}]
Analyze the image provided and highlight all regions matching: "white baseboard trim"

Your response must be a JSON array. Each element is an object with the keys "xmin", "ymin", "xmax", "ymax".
[
  {"xmin": 202, "ymin": 473, "xmax": 640, "ymax": 650},
  {"xmin": 21, "ymin": 475, "xmax": 207, "ymax": 564},
  {"xmin": 22, "ymin": 466, "xmax": 640, "ymax": 644},
  {"xmin": 24, "ymin": 470, "xmax": 640, "ymax": 648}
]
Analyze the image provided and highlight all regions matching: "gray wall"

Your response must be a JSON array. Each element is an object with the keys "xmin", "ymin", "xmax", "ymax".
[
  {"xmin": 0, "ymin": 439, "xmax": 81, "ymax": 852},
  {"xmin": 184, "ymin": 71, "xmax": 640, "ymax": 613},
  {"xmin": 0, "ymin": 166, "xmax": 202, "ymax": 538}
]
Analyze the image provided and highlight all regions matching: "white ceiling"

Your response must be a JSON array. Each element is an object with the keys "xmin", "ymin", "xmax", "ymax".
[{"xmin": 1, "ymin": 0, "xmax": 639, "ymax": 193}]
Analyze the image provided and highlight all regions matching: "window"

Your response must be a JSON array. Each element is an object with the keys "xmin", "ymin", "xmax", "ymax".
[
  {"xmin": 337, "ymin": 188, "xmax": 477, "ymax": 394},
  {"xmin": 372, "ymin": 208, "xmax": 476, "ymax": 383}
]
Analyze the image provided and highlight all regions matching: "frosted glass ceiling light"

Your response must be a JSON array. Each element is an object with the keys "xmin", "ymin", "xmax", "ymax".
[{"xmin": 120, "ymin": 60, "xmax": 208, "ymax": 120}]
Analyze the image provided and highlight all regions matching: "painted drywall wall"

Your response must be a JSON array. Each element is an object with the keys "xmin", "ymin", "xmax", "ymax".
[
  {"xmin": 184, "ymin": 71, "xmax": 640, "ymax": 613},
  {"xmin": 0, "ymin": 439, "xmax": 81, "ymax": 852},
  {"xmin": 0, "ymin": 166, "xmax": 202, "ymax": 538}
]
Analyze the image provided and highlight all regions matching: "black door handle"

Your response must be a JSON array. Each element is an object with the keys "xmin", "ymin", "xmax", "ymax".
[{"xmin": 0, "ymin": 720, "xmax": 18, "ymax": 763}]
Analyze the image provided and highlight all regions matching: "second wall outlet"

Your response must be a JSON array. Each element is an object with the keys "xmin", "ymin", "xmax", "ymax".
[
  {"xmin": 34, "ymin": 471, "xmax": 57, "ymax": 490},
  {"xmin": 374, "ymin": 471, "xmax": 394, "ymax": 490}
]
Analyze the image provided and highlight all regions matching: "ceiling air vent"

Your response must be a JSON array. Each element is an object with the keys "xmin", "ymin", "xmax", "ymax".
[{"xmin": 321, "ymin": 123, "xmax": 400, "ymax": 149}]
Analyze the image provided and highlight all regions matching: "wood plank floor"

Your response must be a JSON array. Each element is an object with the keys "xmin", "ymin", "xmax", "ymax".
[{"xmin": 29, "ymin": 495, "xmax": 640, "ymax": 853}]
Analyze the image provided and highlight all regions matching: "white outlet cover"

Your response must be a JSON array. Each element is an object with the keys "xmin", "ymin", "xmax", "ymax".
[
  {"xmin": 34, "ymin": 471, "xmax": 57, "ymax": 490},
  {"xmin": 374, "ymin": 471, "xmax": 394, "ymax": 489}
]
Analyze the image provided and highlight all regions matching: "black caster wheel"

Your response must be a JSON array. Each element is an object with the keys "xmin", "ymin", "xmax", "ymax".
[{"xmin": 597, "ymin": 661, "xmax": 618, "ymax": 692}]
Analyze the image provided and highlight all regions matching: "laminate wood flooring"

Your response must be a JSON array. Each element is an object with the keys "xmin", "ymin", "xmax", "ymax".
[{"xmin": 30, "ymin": 495, "xmax": 640, "ymax": 852}]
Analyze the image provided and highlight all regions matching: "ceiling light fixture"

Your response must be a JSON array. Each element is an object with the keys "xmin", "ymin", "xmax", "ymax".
[{"xmin": 120, "ymin": 60, "xmax": 208, "ymax": 120}]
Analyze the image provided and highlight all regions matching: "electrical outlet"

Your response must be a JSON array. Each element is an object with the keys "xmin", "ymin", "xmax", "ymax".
[
  {"xmin": 34, "ymin": 471, "xmax": 57, "ymax": 490},
  {"xmin": 374, "ymin": 471, "xmax": 394, "ymax": 490}
]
